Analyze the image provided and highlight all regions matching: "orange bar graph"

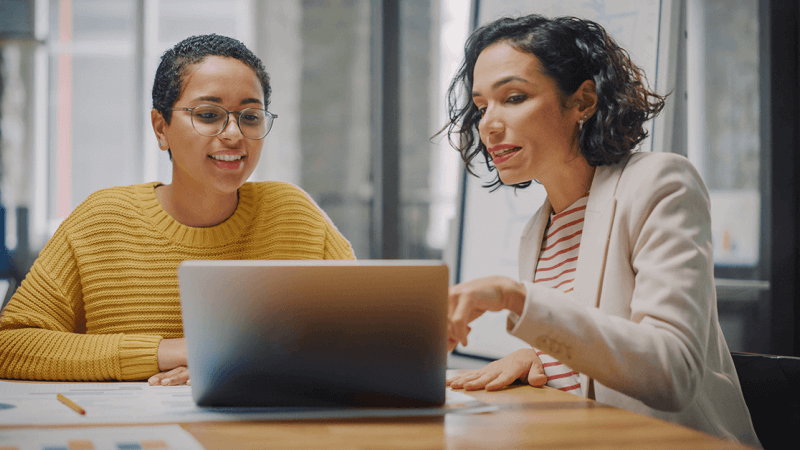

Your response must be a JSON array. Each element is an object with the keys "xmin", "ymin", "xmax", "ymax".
[{"xmin": 67, "ymin": 440, "xmax": 95, "ymax": 450}]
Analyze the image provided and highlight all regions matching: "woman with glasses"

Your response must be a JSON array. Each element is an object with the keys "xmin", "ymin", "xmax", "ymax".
[
  {"xmin": 442, "ymin": 15, "xmax": 759, "ymax": 447},
  {"xmin": 0, "ymin": 34, "xmax": 354, "ymax": 385}
]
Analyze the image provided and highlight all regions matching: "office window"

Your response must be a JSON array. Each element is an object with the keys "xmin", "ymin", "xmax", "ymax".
[
  {"xmin": 685, "ymin": 0, "xmax": 767, "ymax": 352},
  {"xmin": 47, "ymin": 0, "xmax": 141, "ymax": 229},
  {"xmin": 285, "ymin": 0, "xmax": 373, "ymax": 258},
  {"xmin": 4, "ymin": 0, "xmax": 468, "ymax": 270}
]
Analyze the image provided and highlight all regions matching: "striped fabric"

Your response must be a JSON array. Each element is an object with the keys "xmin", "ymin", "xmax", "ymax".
[{"xmin": 532, "ymin": 193, "xmax": 590, "ymax": 395}]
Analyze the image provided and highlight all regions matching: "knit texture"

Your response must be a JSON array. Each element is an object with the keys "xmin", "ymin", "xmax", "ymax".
[{"xmin": 0, "ymin": 181, "xmax": 354, "ymax": 381}]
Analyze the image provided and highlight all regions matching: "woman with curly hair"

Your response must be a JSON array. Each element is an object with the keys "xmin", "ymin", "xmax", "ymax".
[
  {"xmin": 444, "ymin": 14, "xmax": 759, "ymax": 446},
  {"xmin": 0, "ymin": 34, "xmax": 354, "ymax": 386}
]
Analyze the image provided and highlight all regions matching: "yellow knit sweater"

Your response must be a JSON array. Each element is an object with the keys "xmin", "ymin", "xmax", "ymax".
[{"xmin": 0, "ymin": 181, "xmax": 354, "ymax": 381}]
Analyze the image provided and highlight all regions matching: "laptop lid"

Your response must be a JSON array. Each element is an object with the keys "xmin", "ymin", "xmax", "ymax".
[{"xmin": 178, "ymin": 260, "xmax": 449, "ymax": 407}]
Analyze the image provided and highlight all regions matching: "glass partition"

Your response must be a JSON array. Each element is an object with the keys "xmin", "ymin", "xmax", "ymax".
[{"xmin": 12, "ymin": 0, "xmax": 469, "ymax": 268}]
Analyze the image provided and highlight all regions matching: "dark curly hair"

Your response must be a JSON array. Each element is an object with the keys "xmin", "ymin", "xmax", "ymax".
[
  {"xmin": 441, "ymin": 15, "xmax": 666, "ymax": 190},
  {"xmin": 152, "ymin": 34, "xmax": 271, "ymax": 125}
]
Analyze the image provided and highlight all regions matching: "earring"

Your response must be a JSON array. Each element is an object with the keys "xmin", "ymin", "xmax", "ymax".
[
  {"xmin": 578, "ymin": 115, "xmax": 589, "ymax": 131},
  {"xmin": 158, "ymin": 140, "xmax": 163, "ymax": 148}
]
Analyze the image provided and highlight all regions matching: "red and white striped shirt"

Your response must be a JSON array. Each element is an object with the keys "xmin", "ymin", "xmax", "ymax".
[{"xmin": 532, "ymin": 193, "xmax": 589, "ymax": 395}]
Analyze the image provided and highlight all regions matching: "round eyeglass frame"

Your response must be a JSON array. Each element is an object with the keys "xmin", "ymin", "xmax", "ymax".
[{"xmin": 168, "ymin": 105, "xmax": 278, "ymax": 140}]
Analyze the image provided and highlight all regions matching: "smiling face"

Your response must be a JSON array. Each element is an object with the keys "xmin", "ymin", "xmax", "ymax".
[
  {"xmin": 153, "ymin": 56, "xmax": 265, "ymax": 196},
  {"xmin": 472, "ymin": 42, "xmax": 586, "ymax": 186}
]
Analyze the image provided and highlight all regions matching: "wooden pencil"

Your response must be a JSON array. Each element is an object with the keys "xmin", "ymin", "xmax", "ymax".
[{"xmin": 57, "ymin": 393, "xmax": 86, "ymax": 415}]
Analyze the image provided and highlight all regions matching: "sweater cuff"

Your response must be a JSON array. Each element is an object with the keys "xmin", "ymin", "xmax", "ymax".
[{"xmin": 119, "ymin": 335, "xmax": 162, "ymax": 380}]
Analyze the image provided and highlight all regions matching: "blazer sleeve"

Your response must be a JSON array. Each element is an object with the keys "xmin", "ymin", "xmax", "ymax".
[
  {"xmin": 510, "ymin": 155, "xmax": 713, "ymax": 412},
  {"xmin": 0, "ymin": 225, "xmax": 161, "ymax": 381}
]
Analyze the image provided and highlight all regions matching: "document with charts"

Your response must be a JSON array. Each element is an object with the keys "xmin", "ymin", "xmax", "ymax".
[
  {"xmin": 0, "ymin": 381, "xmax": 496, "ymax": 426},
  {"xmin": 0, "ymin": 425, "xmax": 203, "ymax": 450}
]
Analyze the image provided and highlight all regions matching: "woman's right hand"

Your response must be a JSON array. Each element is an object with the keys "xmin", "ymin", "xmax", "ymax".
[
  {"xmin": 446, "ymin": 348, "xmax": 547, "ymax": 391},
  {"xmin": 447, "ymin": 276, "xmax": 526, "ymax": 350}
]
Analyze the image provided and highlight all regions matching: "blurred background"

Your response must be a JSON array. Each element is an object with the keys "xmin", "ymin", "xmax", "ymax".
[{"xmin": 1, "ymin": 0, "xmax": 799, "ymax": 360}]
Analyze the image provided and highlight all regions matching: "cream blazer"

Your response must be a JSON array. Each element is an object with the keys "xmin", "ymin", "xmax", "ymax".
[{"xmin": 509, "ymin": 151, "xmax": 760, "ymax": 447}]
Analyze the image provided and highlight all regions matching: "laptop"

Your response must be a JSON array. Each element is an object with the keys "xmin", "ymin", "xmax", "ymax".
[{"xmin": 178, "ymin": 260, "xmax": 449, "ymax": 408}]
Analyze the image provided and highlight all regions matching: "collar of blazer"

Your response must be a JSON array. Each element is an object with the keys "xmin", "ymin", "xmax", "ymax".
[{"xmin": 520, "ymin": 152, "xmax": 634, "ymax": 309}]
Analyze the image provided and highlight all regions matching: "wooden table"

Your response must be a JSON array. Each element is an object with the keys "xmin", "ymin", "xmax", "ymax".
[
  {"xmin": 0, "ymin": 377, "xmax": 751, "ymax": 449},
  {"xmin": 183, "ymin": 382, "xmax": 748, "ymax": 449}
]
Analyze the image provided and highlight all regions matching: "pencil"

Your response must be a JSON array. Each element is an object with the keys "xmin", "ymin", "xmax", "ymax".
[{"xmin": 57, "ymin": 393, "xmax": 86, "ymax": 415}]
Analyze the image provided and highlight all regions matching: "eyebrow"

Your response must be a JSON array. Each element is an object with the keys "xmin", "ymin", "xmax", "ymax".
[
  {"xmin": 194, "ymin": 96, "xmax": 264, "ymax": 106},
  {"xmin": 472, "ymin": 76, "xmax": 531, "ymax": 97},
  {"xmin": 240, "ymin": 97, "xmax": 264, "ymax": 106}
]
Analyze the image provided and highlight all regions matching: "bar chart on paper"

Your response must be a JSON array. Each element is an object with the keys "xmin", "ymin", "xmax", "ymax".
[{"xmin": 0, "ymin": 425, "xmax": 204, "ymax": 450}]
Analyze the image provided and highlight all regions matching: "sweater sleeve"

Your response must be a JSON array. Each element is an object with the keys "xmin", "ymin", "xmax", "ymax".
[
  {"xmin": 284, "ymin": 181, "xmax": 355, "ymax": 260},
  {"xmin": 323, "ymin": 220, "xmax": 356, "ymax": 260},
  {"xmin": 0, "ymin": 225, "xmax": 162, "ymax": 381}
]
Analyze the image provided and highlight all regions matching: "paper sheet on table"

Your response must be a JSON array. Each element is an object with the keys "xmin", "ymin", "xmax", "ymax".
[
  {"xmin": 0, "ymin": 424, "xmax": 204, "ymax": 450},
  {"xmin": 0, "ymin": 381, "xmax": 496, "ymax": 426}
]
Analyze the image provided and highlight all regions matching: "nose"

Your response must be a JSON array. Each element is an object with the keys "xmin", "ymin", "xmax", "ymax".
[
  {"xmin": 219, "ymin": 112, "xmax": 243, "ymax": 139},
  {"xmin": 479, "ymin": 106, "xmax": 504, "ymax": 140}
]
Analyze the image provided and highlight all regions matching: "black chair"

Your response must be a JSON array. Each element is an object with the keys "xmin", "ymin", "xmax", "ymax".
[
  {"xmin": 0, "ymin": 248, "xmax": 20, "ymax": 309},
  {"xmin": 0, "ymin": 204, "xmax": 22, "ymax": 310},
  {"xmin": 731, "ymin": 351, "xmax": 800, "ymax": 449}
]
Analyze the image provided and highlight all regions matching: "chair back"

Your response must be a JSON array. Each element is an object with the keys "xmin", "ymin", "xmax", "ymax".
[{"xmin": 731, "ymin": 351, "xmax": 800, "ymax": 449}]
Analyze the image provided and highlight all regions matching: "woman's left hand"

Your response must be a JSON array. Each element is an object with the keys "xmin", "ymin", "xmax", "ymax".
[
  {"xmin": 148, "ymin": 366, "xmax": 190, "ymax": 386},
  {"xmin": 447, "ymin": 349, "xmax": 547, "ymax": 391},
  {"xmin": 448, "ymin": 276, "xmax": 527, "ymax": 350}
]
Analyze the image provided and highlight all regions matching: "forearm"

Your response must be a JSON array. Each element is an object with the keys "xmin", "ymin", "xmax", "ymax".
[
  {"xmin": 0, "ymin": 328, "xmax": 161, "ymax": 381},
  {"xmin": 512, "ymin": 282, "xmax": 702, "ymax": 411},
  {"xmin": 157, "ymin": 338, "xmax": 187, "ymax": 371}
]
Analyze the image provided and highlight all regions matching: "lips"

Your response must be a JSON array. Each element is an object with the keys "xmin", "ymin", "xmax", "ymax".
[
  {"xmin": 209, "ymin": 154, "xmax": 244, "ymax": 162},
  {"xmin": 488, "ymin": 144, "xmax": 521, "ymax": 165},
  {"xmin": 209, "ymin": 153, "xmax": 245, "ymax": 170}
]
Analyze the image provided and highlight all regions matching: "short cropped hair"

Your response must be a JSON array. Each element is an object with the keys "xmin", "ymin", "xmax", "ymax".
[{"xmin": 152, "ymin": 34, "xmax": 271, "ymax": 124}]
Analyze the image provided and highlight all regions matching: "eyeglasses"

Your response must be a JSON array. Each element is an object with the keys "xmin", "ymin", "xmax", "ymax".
[{"xmin": 168, "ymin": 105, "xmax": 278, "ymax": 140}]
